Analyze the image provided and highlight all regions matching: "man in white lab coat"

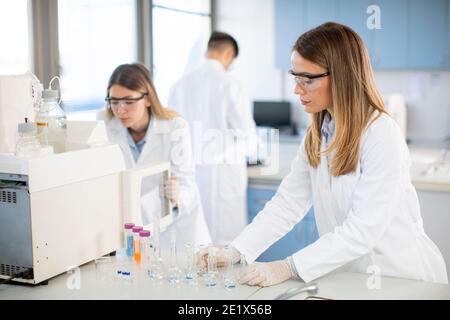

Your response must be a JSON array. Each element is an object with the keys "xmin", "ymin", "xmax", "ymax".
[{"xmin": 168, "ymin": 31, "xmax": 257, "ymax": 244}]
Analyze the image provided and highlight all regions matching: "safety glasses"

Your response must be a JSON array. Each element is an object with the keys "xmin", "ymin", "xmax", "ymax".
[
  {"xmin": 105, "ymin": 93, "xmax": 148, "ymax": 112},
  {"xmin": 288, "ymin": 70, "xmax": 330, "ymax": 92}
]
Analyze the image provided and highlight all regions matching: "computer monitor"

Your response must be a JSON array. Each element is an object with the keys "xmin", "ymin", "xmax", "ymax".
[{"xmin": 253, "ymin": 101, "xmax": 291, "ymax": 129}]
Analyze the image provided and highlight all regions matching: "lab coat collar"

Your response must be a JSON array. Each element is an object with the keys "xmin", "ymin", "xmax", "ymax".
[
  {"xmin": 107, "ymin": 113, "xmax": 173, "ymax": 167},
  {"xmin": 147, "ymin": 113, "xmax": 172, "ymax": 134},
  {"xmin": 321, "ymin": 112, "xmax": 335, "ymax": 142},
  {"xmin": 205, "ymin": 58, "xmax": 226, "ymax": 72},
  {"xmin": 125, "ymin": 125, "xmax": 147, "ymax": 151}
]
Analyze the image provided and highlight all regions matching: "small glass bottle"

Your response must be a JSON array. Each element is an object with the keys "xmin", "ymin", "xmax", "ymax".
[
  {"xmin": 35, "ymin": 77, "xmax": 66, "ymax": 153},
  {"xmin": 139, "ymin": 230, "xmax": 151, "ymax": 269},
  {"xmin": 124, "ymin": 223, "xmax": 135, "ymax": 258},
  {"xmin": 15, "ymin": 118, "xmax": 41, "ymax": 158},
  {"xmin": 132, "ymin": 226, "xmax": 143, "ymax": 264}
]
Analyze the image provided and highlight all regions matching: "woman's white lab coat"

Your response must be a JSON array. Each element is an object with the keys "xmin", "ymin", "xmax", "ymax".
[
  {"xmin": 232, "ymin": 114, "xmax": 448, "ymax": 284},
  {"xmin": 100, "ymin": 110, "xmax": 211, "ymax": 248}
]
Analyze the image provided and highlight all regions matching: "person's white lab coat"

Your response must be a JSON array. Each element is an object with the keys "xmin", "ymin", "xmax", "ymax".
[
  {"xmin": 99, "ymin": 110, "xmax": 211, "ymax": 248},
  {"xmin": 232, "ymin": 113, "xmax": 448, "ymax": 284},
  {"xmin": 168, "ymin": 59, "xmax": 257, "ymax": 244}
]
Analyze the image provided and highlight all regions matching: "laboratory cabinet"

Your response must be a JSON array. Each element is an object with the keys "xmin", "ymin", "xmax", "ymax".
[
  {"xmin": 407, "ymin": 0, "xmax": 449, "ymax": 68},
  {"xmin": 417, "ymin": 190, "xmax": 450, "ymax": 280},
  {"xmin": 370, "ymin": 0, "xmax": 408, "ymax": 68},
  {"xmin": 247, "ymin": 184, "xmax": 319, "ymax": 262},
  {"xmin": 275, "ymin": 0, "xmax": 450, "ymax": 69}
]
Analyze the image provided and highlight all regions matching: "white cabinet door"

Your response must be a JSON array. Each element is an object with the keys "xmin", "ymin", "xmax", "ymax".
[{"xmin": 418, "ymin": 190, "xmax": 450, "ymax": 281}]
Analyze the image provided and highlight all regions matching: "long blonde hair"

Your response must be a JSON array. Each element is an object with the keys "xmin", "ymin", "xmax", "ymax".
[
  {"xmin": 294, "ymin": 22, "xmax": 386, "ymax": 176},
  {"xmin": 106, "ymin": 63, "xmax": 177, "ymax": 119}
]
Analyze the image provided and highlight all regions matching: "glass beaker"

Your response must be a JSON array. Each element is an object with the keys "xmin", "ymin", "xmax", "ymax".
[
  {"xmin": 166, "ymin": 230, "xmax": 182, "ymax": 285},
  {"xmin": 183, "ymin": 243, "xmax": 198, "ymax": 285},
  {"xmin": 205, "ymin": 246, "xmax": 218, "ymax": 288},
  {"xmin": 94, "ymin": 256, "xmax": 113, "ymax": 283},
  {"xmin": 222, "ymin": 245, "xmax": 236, "ymax": 289}
]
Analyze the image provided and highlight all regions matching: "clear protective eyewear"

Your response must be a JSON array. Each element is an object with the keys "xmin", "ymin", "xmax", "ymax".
[
  {"xmin": 288, "ymin": 70, "xmax": 330, "ymax": 91},
  {"xmin": 105, "ymin": 93, "xmax": 148, "ymax": 111}
]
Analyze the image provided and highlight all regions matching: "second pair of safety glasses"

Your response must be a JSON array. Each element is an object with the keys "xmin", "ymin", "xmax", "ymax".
[{"xmin": 105, "ymin": 93, "xmax": 148, "ymax": 111}]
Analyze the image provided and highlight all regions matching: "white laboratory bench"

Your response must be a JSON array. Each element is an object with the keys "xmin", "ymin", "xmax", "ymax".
[
  {"xmin": 1, "ymin": 260, "xmax": 449, "ymax": 300},
  {"xmin": 249, "ymin": 272, "xmax": 450, "ymax": 300},
  {"xmin": 0, "ymin": 259, "xmax": 259, "ymax": 300}
]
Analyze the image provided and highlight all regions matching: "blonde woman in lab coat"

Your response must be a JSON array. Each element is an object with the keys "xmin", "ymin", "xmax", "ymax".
[
  {"xmin": 99, "ymin": 63, "xmax": 211, "ymax": 248},
  {"xmin": 199, "ymin": 22, "xmax": 448, "ymax": 285}
]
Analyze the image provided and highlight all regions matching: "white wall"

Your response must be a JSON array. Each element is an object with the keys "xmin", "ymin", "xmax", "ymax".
[
  {"xmin": 216, "ymin": 0, "xmax": 450, "ymax": 142},
  {"xmin": 374, "ymin": 71, "xmax": 450, "ymax": 141},
  {"xmin": 216, "ymin": 0, "xmax": 311, "ymax": 129},
  {"xmin": 215, "ymin": 0, "xmax": 283, "ymax": 100}
]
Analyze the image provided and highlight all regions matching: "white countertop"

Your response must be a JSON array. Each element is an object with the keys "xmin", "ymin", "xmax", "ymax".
[
  {"xmin": 249, "ymin": 272, "xmax": 450, "ymax": 300},
  {"xmin": 1, "ymin": 259, "xmax": 449, "ymax": 300},
  {"xmin": 0, "ymin": 259, "xmax": 259, "ymax": 300},
  {"xmin": 248, "ymin": 140, "xmax": 450, "ymax": 192},
  {"xmin": 409, "ymin": 148, "xmax": 450, "ymax": 192}
]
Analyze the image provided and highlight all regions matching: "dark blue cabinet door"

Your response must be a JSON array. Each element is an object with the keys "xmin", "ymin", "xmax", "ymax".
[
  {"xmin": 247, "ymin": 187, "xmax": 277, "ymax": 221},
  {"xmin": 247, "ymin": 187, "xmax": 319, "ymax": 262},
  {"xmin": 275, "ymin": 0, "xmax": 450, "ymax": 70},
  {"xmin": 408, "ymin": 0, "xmax": 448, "ymax": 68},
  {"xmin": 256, "ymin": 208, "xmax": 318, "ymax": 262},
  {"xmin": 371, "ymin": 0, "xmax": 408, "ymax": 69},
  {"xmin": 447, "ymin": 0, "xmax": 450, "ymax": 68}
]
